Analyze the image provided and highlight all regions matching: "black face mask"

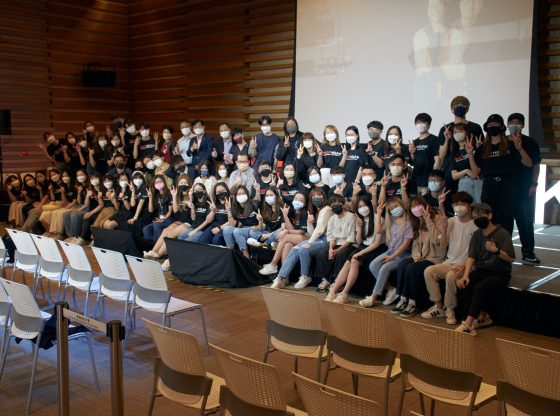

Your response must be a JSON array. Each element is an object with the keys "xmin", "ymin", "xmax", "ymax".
[
  {"xmin": 487, "ymin": 126, "xmax": 501, "ymax": 137},
  {"xmin": 178, "ymin": 185, "xmax": 188, "ymax": 193},
  {"xmin": 311, "ymin": 197, "xmax": 323, "ymax": 207},
  {"xmin": 115, "ymin": 163, "xmax": 125, "ymax": 170},
  {"xmin": 260, "ymin": 169, "xmax": 272, "ymax": 177},
  {"xmin": 474, "ymin": 217, "xmax": 490, "ymax": 229},
  {"xmin": 453, "ymin": 106, "xmax": 467, "ymax": 118},
  {"xmin": 216, "ymin": 192, "xmax": 229, "ymax": 200},
  {"xmin": 193, "ymin": 191, "xmax": 204, "ymax": 200},
  {"xmin": 331, "ymin": 204, "xmax": 343, "ymax": 215},
  {"xmin": 175, "ymin": 164, "xmax": 186, "ymax": 172}
]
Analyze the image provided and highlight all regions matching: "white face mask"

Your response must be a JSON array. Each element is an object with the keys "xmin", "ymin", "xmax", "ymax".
[
  {"xmin": 119, "ymin": 181, "xmax": 128, "ymax": 188},
  {"xmin": 90, "ymin": 178, "xmax": 100, "ymax": 186},
  {"xmin": 390, "ymin": 166, "xmax": 403, "ymax": 177},
  {"xmin": 153, "ymin": 158, "xmax": 163, "ymax": 167},
  {"xmin": 77, "ymin": 175, "xmax": 87, "ymax": 183},
  {"xmin": 220, "ymin": 130, "xmax": 230, "ymax": 139},
  {"xmin": 140, "ymin": 129, "xmax": 150, "ymax": 138},
  {"xmin": 284, "ymin": 171, "xmax": 295, "ymax": 179},
  {"xmin": 79, "ymin": 141, "xmax": 88, "ymax": 148},
  {"xmin": 85, "ymin": 126, "xmax": 95, "ymax": 133},
  {"xmin": 265, "ymin": 196, "xmax": 276, "ymax": 205},
  {"xmin": 133, "ymin": 178, "xmax": 143, "ymax": 187},
  {"xmin": 146, "ymin": 161, "xmax": 155, "ymax": 170},
  {"xmin": 104, "ymin": 182, "xmax": 113, "ymax": 189},
  {"xmin": 193, "ymin": 127, "xmax": 204, "ymax": 136},
  {"xmin": 309, "ymin": 174, "xmax": 321, "ymax": 184},
  {"xmin": 388, "ymin": 134, "xmax": 399, "ymax": 145},
  {"xmin": 346, "ymin": 135, "xmax": 357, "ymax": 144},
  {"xmin": 325, "ymin": 133, "xmax": 337, "ymax": 142},
  {"xmin": 416, "ymin": 123, "xmax": 428, "ymax": 133},
  {"xmin": 126, "ymin": 126, "xmax": 136, "ymax": 134},
  {"xmin": 453, "ymin": 205, "xmax": 469, "ymax": 217},
  {"xmin": 218, "ymin": 169, "xmax": 228, "ymax": 178},
  {"xmin": 236, "ymin": 194, "xmax": 248, "ymax": 204},
  {"xmin": 51, "ymin": 175, "xmax": 60, "ymax": 182},
  {"xmin": 62, "ymin": 176, "xmax": 71, "ymax": 184},
  {"xmin": 260, "ymin": 125, "xmax": 271, "ymax": 134},
  {"xmin": 453, "ymin": 132, "xmax": 466, "ymax": 142},
  {"xmin": 358, "ymin": 206, "xmax": 370, "ymax": 217},
  {"xmin": 162, "ymin": 132, "xmax": 172, "ymax": 141},
  {"xmin": 111, "ymin": 139, "xmax": 120, "ymax": 147},
  {"xmin": 181, "ymin": 127, "xmax": 191, "ymax": 136},
  {"xmin": 362, "ymin": 176, "xmax": 374, "ymax": 186},
  {"xmin": 303, "ymin": 140, "xmax": 313, "ymax": 149}
]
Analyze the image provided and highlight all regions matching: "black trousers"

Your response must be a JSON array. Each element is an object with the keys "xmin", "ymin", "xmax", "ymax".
[
  {"xmin": 514, "ymin": 192, "xmax": 536, "ymax": 257},
  {"xmin": 315, "ymin": 245, "xmax": 356, "ymax": 283},
  {"xmin": 481, "ymin": 177, "xmax": 514, "ymax": 235},
  {"xmin": 396, "ymin": 258, "xmax": 434, "ymax": 302},
  {"xmin": 459, "ymin": 270, "xmax": 510, "ymax": 319}
]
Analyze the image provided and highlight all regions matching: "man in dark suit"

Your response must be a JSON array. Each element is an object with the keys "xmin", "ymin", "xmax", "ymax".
[{"xmin": 186, "ymin": 119, "xmax": 219, "ymax": 179}]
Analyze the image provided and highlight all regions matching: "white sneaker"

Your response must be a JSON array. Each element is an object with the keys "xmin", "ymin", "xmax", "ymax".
[
  {"xmin": 317, "ymin": 278, "xmax": 330, "ymax": 292},
  {"xmin": 391, "ymin": 298, "xmax": 407, "ymax": 314},
  {"xmin": 359, "ymin": 295, "xmax": 377, "ymax": 308},
  {"xmin": 64, "ymin": 236, "xmax": 75, "ymax": 243},
  {"xmin": 270, "ymin": 277, "xmax": 286, "ymax": 289},
  {"xmin": 446, "ymin": 308, "xmax": 457, "ymax": 325},
  {"xmin": 247, "ymin": 238, "xmax": 261, "ymax": 247},
  {"xmin": 161, "ymin": 259, "xmax": 171, "ymax": 272},
  {"xmin": 333, "ymin": 292, "xmax": 348, "ymax": 304},
  {"xmin": 75, "ymin": 237, "xmax": 86, "ymax": 246},
  {"xmin": 259, "ymin": 263, "xmax": 278, "ymax": 275},
  {"xmin": 144, "ymin": 250, "xmax": 160, "ymax": 259},
  {"xmin": 421, "ymin": 305, "xmax": 446, "ymax": 319},
  {"xmin": 294, "ymin": 275, "xmax": 312, "ymax": 289},
  {"xmin": 382, "ymin": 287, "xmax": 398, "ymax": 305},
  {"xmin": 325, "ymin": 288, "xmax": 337, "ymax": 302},
  {"xmin": 271, "ymin": 242, "xmax": 278, "ymax": 249}
]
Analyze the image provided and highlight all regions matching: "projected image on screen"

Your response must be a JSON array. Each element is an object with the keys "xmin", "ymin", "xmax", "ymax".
[{"xmin": 295, "ymin": 0, "xmax": 533, "ymax": 141}]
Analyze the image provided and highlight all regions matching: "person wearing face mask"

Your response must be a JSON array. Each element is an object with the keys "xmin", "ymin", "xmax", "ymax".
[
  {"xmin": 163, "ymin": 154, "xmax": 187, "ymax": 184},
  {"xmin": 88, "ymin": 134, "xmax": 112, "ymax": 175},
  {"xmin": 63, "ymin": 169, "xmax": 90, "ymax": 241},
  {"xmin": 47, "ymin": 172, "xmax": 79, "ymax": 238},
  {"xmin": 141, "ymin": 175, "xmax": 174, "ymax": 243},
  {"xmin": 438, "ymin": 96, "xmax": 483, "ymax": 170},
  {"xmin": 378, "ymin": 154, "xmax": 414, "ymax": 208},
  {"xmin": 118, "ymin": 171, "xmax": 151, "ymax": 244},
  {"xmin": 306, "ymin": 166, "xmax": 330, "ymax": 196},
  {"xmin": 314, "ymin": 194, "xmax": 356, "ymax": 293},
  {"xmin": 270, "ymin": 189, "xmax": 333, "ymax": 290},
  {"xmin": 228, "ymin": 153, "xmax": 256, "ymax": 190},
  {"xmin": 277, "ymin": 163, "xmax": 306, "ymax": 205},
  {"xmin": 390, "ymin": 196, "xmax": 446, "ymax": 318},
  {"xmin": 340, "ymin": 126, "xmax": 367, "ymax": 183},
  {"xmin": 37, "ymin": 132, "xmax": 70, "ymax": 173},
  {"xmin": 186, "ymin": 119, "xmax": 218, "ymax": 179},
  {"xmin": 193, "ymin": 160, "xmax": 217, "ymax": 195},
  {"xmin": 133, "ymin": 122, "xmax": 157, "ymax": 161},
  {"xmin": 216, "ymin": 122, "xmax": 233, "ymax": 168},
  {"xmin": 351, "ymin": 165, "xmax": 377, "ymax": 208},
  {"xmin": 422, "ymin": 192, "xmax": 477, "ymax": 325},
  {"xmin": 380, "ymin": 126, "xmax": 410, "ymax": 170},
  {"xmin": 449, "ymin": 123, "xmax": 482, "ymax": 202},
  {"xmin": 35, "ymin": 169, "xmax": 70, "ymax": 233},
  {"xmin": 259, "ymin": 191, "xmax": 311, "ymax": 275},
  {"xmin": 228, "ymin": 127, "xmax": 250, "ymax": 168},
  {"xmin": 249, "ymin": 115, "xmax": 279, "ymax": 171},
  {"xmin": 423, "ymin": 170, "xmax": 452, "ymax": 215},
  {"xmin": 365, "ymin": 120, "xmax": 386, "ymax": 181},
  {"xmin": 507, "ymin": 113, "xmax": 542, "ymax": 265},
  {"xmin": 159, "ymin": 125, "xmax": 175, "ymax": 164},
  {"xmin": 295, "ymin": 132, "xmax": 321, "ymax": 181},
  {"xmin": 326, "ymin": 196, "xmax": 387, "ymax": 304},
  {"xmin": 6, "ymin": 175, "xmax": 28, "ymax": 227},
  {"xmin": 276, "ymin": 116, "xmax": 304, "ymax": 165},
  {"xmin": 198, "ymin": 182, "xmax": 236, "ymax": 246},
  {"xmin": 328, "ymin": 166, "xmax": 353, "ymax": 204},
  {"xmin": 83, "ymin": 121, "xmax": 97, "ymax": 145},
  {"xmin": 176, "ymin": 121, "xmax": 195, "ymax": 166},
  {"xmin": 123, "ymin": 119, "xmax": 139, "ymax": 168},
  {"xmin": 102, "ymin": 173, "xmax": 134, "ymax": 231},
  {"xmin": 152, "ymin": 151, "xmax": 171, "ymax": 185},
  {"xmin": 246, "ymin": 187, "xmax": 286, "ymax": 247},
  {"xmin": 215, "ymin": 162, "xmax": 230, "ymax": 184},
  {"xmin": 89, "ymin": 176, "xmax": 120, "ymax": 231},
  {"xmin": 222, "ymin": 185, "xmax": 261, "ymax": 258},
  {"xmin": 255, "ymin": 161, "xmax": 275, "ymax": 199},
  {"xmin": 318, "ymin": 125, "xmax": 344, "ymax": 186},
  {"xmin": 106, "ymin": 153, "xmax": 132, "ymax": 180},
  {"xmin": 144, "ymin": 174, "xmax": 194, "ymax": 259},
  {"xmin": 467, "ymin": 114, "xmax": 533, "ymax": 235},
  {"xmin": 64, "ymin": 132, "xmax": 85, "ymax": 175},
  {"xmin": 409, "ymin": 113, "xmax": 440, "ymax": 195},
  {"xmin": 359, "ymin": 197, "xmax": 413, "ymax": 308},
  {"xmin": 454, "ymin": 203, "xmax": 515, "ymax": 336},
  {"xmin": 71, "ymin": 173, "xmax": 104, "ymax": 245}
]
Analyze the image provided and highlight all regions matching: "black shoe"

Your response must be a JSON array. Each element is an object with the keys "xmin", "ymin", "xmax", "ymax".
[{"xmin": 522, "ymin": 256, "xmax": 541, "ymax": 265}]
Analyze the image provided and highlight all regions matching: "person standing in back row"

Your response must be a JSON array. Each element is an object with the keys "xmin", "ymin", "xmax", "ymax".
[
  {"xmin": 250, "ymin": 115, "xmax": 279, "ymax": 171},
  {"xmin": 409, "ymin": 113, "xmax": 440, "ymax": 195},
  {"xmin": 507, "ymin": 113, "xmax": 542, "ymax": 265}
]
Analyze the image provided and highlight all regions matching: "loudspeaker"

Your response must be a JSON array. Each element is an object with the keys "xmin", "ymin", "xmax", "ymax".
[
  {"xmin": 0, "ymin": 110, "xmax": 11, "ymax": 135},
  {"xmin": 82, "ymin": 65, "xmax": 117, "ymax": 87}
]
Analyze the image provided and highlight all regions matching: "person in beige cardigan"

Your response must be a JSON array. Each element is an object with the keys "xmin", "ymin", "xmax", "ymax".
[{"xmin": 390, "ymin": 195, "xmax": 446, "ymax": 317}]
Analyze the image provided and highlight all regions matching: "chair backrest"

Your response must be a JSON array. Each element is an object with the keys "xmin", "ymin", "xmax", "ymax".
[
  {"xmin": 91, "ymin": 247, "xmax": 130, "ymax": 280},
  {"xmin": 294, "ymin": 372, "xmax": 382, "ymax": 416},
  {"xmin": 125, "ymin": 256, "xmax": 168, "ymax": 291},
  {"xmin": 260, "ymin": 287, "xmax": 322, "ymax": 330},
  {"xmin": 322, "ymin": 301, "xmax": 390, "ymax": 349},
  {"xmin": 398, "ymin": 318, "xmax": 474, "ymax": 373},
  {"xmin": 0, "ymin": 282, "xmax": 11, "ymax": 322},
  {"xmin": 31, "ymin": 234, "xmax": 64, "ymax": 263},
  {"xmin": 58, "ymin": 241, "xmax": 92, "ymax": 272},
  {"xmin": 210, "ymin": 343, "xmax": 288, "ymax": 411},
  {"xmin": 6, "ymin": 229, "xmax": 38, "ymax": 256},
  {"xmin": 496, "ymin": 338, "xmax": 560, "ymax": 400},
  {"xmin": 0, "ymin": 278, "xmax": 43, "ymax": 337}
]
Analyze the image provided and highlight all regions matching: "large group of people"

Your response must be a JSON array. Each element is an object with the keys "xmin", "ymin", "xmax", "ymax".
[{"xmin": 4, "ymin": 95, "xmax": 541, "ymax": 336}]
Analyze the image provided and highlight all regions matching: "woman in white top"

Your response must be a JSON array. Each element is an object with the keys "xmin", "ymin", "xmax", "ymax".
[
  {"xmin": 193, "ymin": 160, "xmax": 216, "ymax": 194},
  {"xmin": 326, "ymin": 196, "xmax": 387, "ymax": 303}
]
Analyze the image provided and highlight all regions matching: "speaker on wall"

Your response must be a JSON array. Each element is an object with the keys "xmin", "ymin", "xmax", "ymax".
[
  {"xmin": 82, "ymin": 63, "xmax": 117, "ymax": 87},
  {"xmin": 0, "ymin": 110, "xmax": 11, "ymax": 135}
]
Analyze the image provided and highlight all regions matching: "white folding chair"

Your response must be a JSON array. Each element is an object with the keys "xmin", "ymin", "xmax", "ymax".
[
  {"xmin": 0, "ymin": 237, "xmax": 10, "ymax": 278},
  {"xmin": 91, "ymin": 247, "xmax": 133, "ymax": 325},
  {"xmin": 6, "ymin": 229, "xmax": 39, "ymax": 289},
  {"xmin": 126, "ymin": 255, "xmax": 209, "ymax": 353},
  {"xmin": 59, "ymin": 241, "xmax": 100, "ymax": 317},
  {"xmin": 0, "ymin": 283, "xmax": 11, "ymax": 359},
  {"xmin": 30, "ymin": 234, "xmax": 68, "ymax": 301},
  {"xmin": 0, "ymin": 278, "xmax": 99, "ymax": 415}
]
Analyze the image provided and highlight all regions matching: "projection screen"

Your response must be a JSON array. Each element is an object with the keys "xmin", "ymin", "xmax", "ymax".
[{"xmin": 294, "ymin": 0, "xmax": 534, "ymax": 142}]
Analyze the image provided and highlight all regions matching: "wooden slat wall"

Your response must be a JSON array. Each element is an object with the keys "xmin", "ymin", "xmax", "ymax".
[{"xmin": 128, "ymin": 0, "xmax": 296, "ymax": 136}]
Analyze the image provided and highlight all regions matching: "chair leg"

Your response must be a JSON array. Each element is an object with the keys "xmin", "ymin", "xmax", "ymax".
[
  {"xmin": 0, "ymin": 335, "xmax": 11, "ymax": 382},
  {"xmin": 27, "ymin": 336, "xmax": 42, "ymax": 416},
  {"xmin": 396, "ymin": 377, "xmax": 407, "ymax": 416},
  {"xmin": 197, "ymin": 307, "xmax": 210, "ymax": 355},
  {"xmin": 322, "ymin": 352, "xmax": 332, "ymax": 384},
  {"xmin": 82, "ymin": 290, "xmax": 89, "ymax": 317},
  {"xmin": 10, "ymin": 266, "xmax": 16, "ymax": 281},
  {"xmin": 419, "ymin": 392, "xmax": 426, "ymax": 415},
  {"xmin": 430, "ymin": 399, "xmax": 435, "ymax": 416},
  {"xmin": 86, "ymin": 335, "xmax": 100, "ymax": 391},
  {"xmin": 383, "ymin": 379, "xmax": 390, "ymax": 416},
  {"xmin": 147, "ymin": 360, "xmax": 161, "ymax": 416},
  {"xmin": 352, "ymin": 373, "xmax": 359, "ymax": 395}
]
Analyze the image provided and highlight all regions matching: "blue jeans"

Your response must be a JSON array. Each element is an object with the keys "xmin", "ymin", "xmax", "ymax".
[
  {"xmin": 64, "ymin": 208, "xmax": 87, "ymax": 237},
  {"xmin": 223, "ymin": 226, "xmax": 253, "ymax": 250},
  {"xmin": 369, "ymin": 251, "xmax": 409, "ymax": 296},
  {"xmin": 278, "ymin": 236, "xmax": 327, "ymax": 278},
  {"xmin": 250, "ymin": 229, "xmax": 282, "ymax": 245},
  {"xmin": 178, "ymin": 227, "xmax": 204, "ymax": 242},
  {"xmin": 143, "ymin": 219, "xmax": 173, "ymax": 243},
  {"xmin": 199, "ymin": 228, "xmax": 226, "ymax": 246},
  {"xmin": 458, "ymin": 176, "xmax": 483, "ymax": 203}
]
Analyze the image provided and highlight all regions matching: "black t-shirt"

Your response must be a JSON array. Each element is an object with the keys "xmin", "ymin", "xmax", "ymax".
[
  {"xmin": 321, "ymin": 144, "xmax": 343, "ymax": 169},
  {"xmin": 63, "ymin": 183, "xmax": 76, "ymax": 202},
  {"xmin": 411, "ymin": 134, "xmax": 439, "ymax": 187},
  {"xmin": 209, "ymin": 202, "xmax": 229, "ymax": 229},
  {"xmin": 380, "ymin": 146, "xmax": 411, "ymax": 171},
  {"xmin": 288, "ymin": 208, "xmax": 309, "ymax": 233},
  {"xmin": 295, "ymin": 153, "xmax": 319, "ymax": 181},
  {"xmin": 512, "ymin": 134, "xmax": 541, "ymax": 190},
  {"xmin": 279, "ymin": 181, "xmax": 306, "ymax": 205},
  {"xmin": 47, "ymin": 142, "xmax": 66, "ymax": 162},
  {"xmin": 24, "ymin": 185, "xmax": 41, "ymax": 202},
  {"xmin": 50, "ymin": 181, "xmax": 64, "ymax": 201},
  {"xmin": 154, "ymin": 194, "xmax": 172, "ymax": 219},
  {"xmin": 93, "ymin": 148, "xmax": 111, "ymax": 175},
  {"xmin": 343, "ymin": 144, "xmax": 367, "ymax": 183},
  {"xmin": 450, "ymin": 147, "xmax": 473, "ymax": 173},
  {"xmin": 475, "ymin": 142, "xmax": 519, "ymax": 179},
  {"xmin": 257, "ymin": 177, "xmax": 274, "ymax": 198},
  {"xmin": 384, "ymin": 178, "xmax": 417, "ymax": 199},
  {"xmin": 230, "ymin": 143, "xmax": 249, "ymax": 163},
  {"xmin": 468, "ymin": 225, "xmax": 514, "ymax": 275},
  {"xmin": 137, "ymin": 137, "xmax": 156, "ymax": 160},
  {"xmin": 236, "ymin": 202, "xmax": 259, "ymax": 227},
  {"xmin": 355, "ymin": 183, "xmax": 379, "ymax": 202},
  {"xmin": 264, "ymin": 211, "xmax": 284, "ymax": 232},
  {"xmin": 328, "ymin": 181, "xmax": 353, "ymax": 202},
  {"xmin": 367, "ymin": 139, "xmax": 387, "ymax": 180},
  {"xmin": 424, "ymin": 192, "xmax": 453, "ymax": 217},
  {"xmin": 192, "ymin": 202, "xmax": 210, "ymax": 228},
  {"xmin": 438, "ymin": 121, "xmax": 483, "ymax": 146}
]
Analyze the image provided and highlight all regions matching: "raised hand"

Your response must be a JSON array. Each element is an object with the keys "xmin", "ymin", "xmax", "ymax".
[
  {"xmin": 511, "ymin": 131, "xmax": 523, "ymax": 151},
  {"xmin": 395, "ymin": 138, "xmax": 402, "ymax": 153},
  {"xmin": 352, "ymin": 182, "xmax": 361, "ymax": 195},
  {"xmin": 381, "ymin": 172, "xmax": 388, "ymax": 187},
  {"xmin": 485, "ymin": 239, "xmax": 499, "ymax": 254},
  {"xmin": 438, "ymin": 187, "xmax": 451, "ymax": 204},
  {"xmin": 296, "ymin": 144, "xmax": 304, "ymax": 159},
  {"xmin": 465, "ymin": 136, "xmax": 475, "ymax": 155},
  {"xmin": 281, "ymin": 205, "xmax": 289, "ymax": 216},
  {"xmin": 307, "ymin": 210, "xmax": 315, "ymax": 224},
  {"xmin": 355, "ymin": 214, "xmax": 364, "ymax": 228},
  {"xmin": 376, "ymin": 202, "xmax": 386, "ymax": 216},
  {"xmin": 105, "ymin": 124, "xmax": 111, "ymax": 135},
  {"xmin": 342, "ymin": 144, "xmax": 348, "ymax": 159},
  {"xmin": 256, "ymin": 209, "xmax": 263, "ymax": 223},
  {"xmin": 366, "ymin": 142, "xmax": 373, "ymax": 155},
  {"xmin": 408, "ymin": 140, "xmax": 416, "ymax": 155},
  {"xmin": 443, "ymin": 123, "xmax": 452, "ymax": 141},
  {"xmin": 154, "ymin": 132, "xmax": 159, "ymax": 141},
  {"xmin": 224, "ymin": 197, "xmax": 231, "ymax": 210},
  {"xmin": 475, "ymin": 134, "xmax": 484, "ymax": 147},
  {"xmin": 135, "ymin": 136, "xmax": 141, "ymax": 146},
  {"xmin": 315, "ymin": 144, "xmax": 322, "ymax": 155},
  {"xmin": 400, "ymin": 173, "xmax": 408, "ymax": 189},
  {"xmin": 250, "ymin": 136, "xmax": 257, "ymax": 149},
  {"xmin": 170, "ymin": 185, "xmax": 177, "ymax": 197},
  {"xmin": 284, "ymin": 135, "xmax": 290, "ymax": 148},
  {"xmin": 211, "ymin": 147, "xmax": 218, "ymax": 158},
  {"xmin": 147, "ymin": 189, "xmax": 152, "ymax": 198}
]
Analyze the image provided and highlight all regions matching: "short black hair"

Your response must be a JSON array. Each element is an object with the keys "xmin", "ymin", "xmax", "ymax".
[
  {"xmin": 258, "ymin": 115, "xmax": 272, "ymax": 125},
  {"xmin": 219, "ymin": 122, "xmax": 230, "ymax": 128},
  {"xmin": 452, "ymin": 191, "xmax": 473, "ymax": 204},
  {"xmin": 345, "ymin": 125, "xmax": 359, "ymax": 137},
  {"xmin": 140, "ymin": 122, "xmax": 150, "ymax": 129},
  {"xmin": 192, "ymin": 119, "xmax": 205, "ymax": 126},
  {"xmin": 389, "ymin": 153, "xmax": 405, "ymax": 163},
  {"xmin": 162, "ymin": 125, "xmax": 174, "ymax": 134},
  {"xmin": 428, "ymin": 169, "xmax": 445, "ymax": 181},
  {"xmin": 415, "ymin": 113, "xmax": 432, "ymax": 124},
  {"xmin": 507, "ymin": 113, "xmax": 525, "ymax": 124},
  {"xmin": 329, "ymin": 193, "xmax": 346, "ymax": 205},
  {"xmin": 331, "ymin": 166, "xmax": 345, "ymax": 175},
  {"xmin": 231, "ymin": 127, "xmax": 243, "ymax": 136},
  {"xmin": 472, "ymin": 203, "xmax": 492, "ymax": 215},
  {"xmin": 367, "ymin": 120, "xmax": 383, "ymax": 130},
  {"xmin": 113, "ymin": 152, "xmax": 126, "ymax": 160}
]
